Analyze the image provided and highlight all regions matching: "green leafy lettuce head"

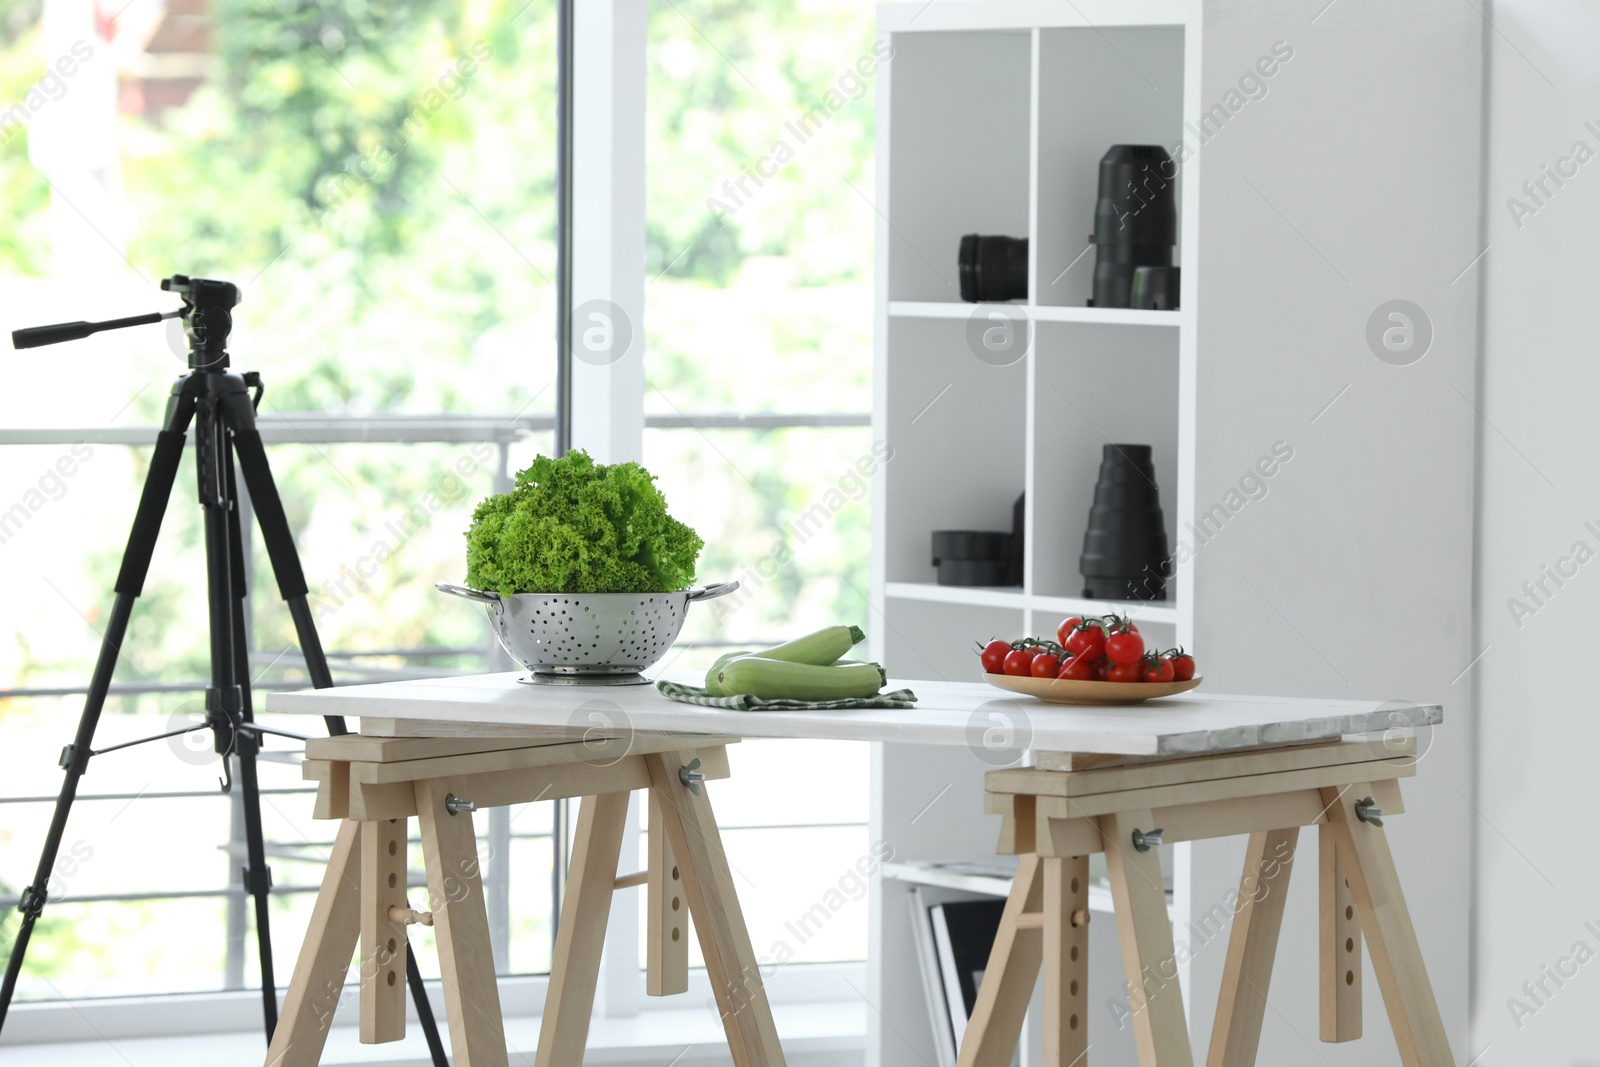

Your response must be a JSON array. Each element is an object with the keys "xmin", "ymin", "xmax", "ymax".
[{"xmin": 464, "ymin": 450, "xmax": 704, "ymax": 596}]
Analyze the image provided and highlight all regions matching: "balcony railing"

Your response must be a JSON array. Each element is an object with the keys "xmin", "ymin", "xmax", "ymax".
[{"xmin": 0, "ymin": 408, "xmax": 870, "ymax": 999}]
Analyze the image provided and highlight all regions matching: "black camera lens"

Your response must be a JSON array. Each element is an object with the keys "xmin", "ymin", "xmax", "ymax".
[
  {"xmin": 1091, "ymin": 145, "xmax": 1177, "ymax": 309},
  {"xmin": 958, "ymin": 234, "xmax": 1029, "ymax": 303}
]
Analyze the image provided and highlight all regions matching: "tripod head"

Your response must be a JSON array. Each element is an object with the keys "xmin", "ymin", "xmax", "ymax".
[{"xmin": 11, "ymin": 274, "xmax": 241, "ymax": 369}]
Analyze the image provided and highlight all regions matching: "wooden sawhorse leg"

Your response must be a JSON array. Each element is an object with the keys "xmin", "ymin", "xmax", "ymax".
[
  {"xmin": 1320, "ymin": 822, "xmax": 1362, "ymax": 1043},
  {"xmin": 647, "ymin": 789, "xmax": 690, "ymax": 996},
  {"xmin": 956, "ymin": 854, "xmax": 1044, "ymax": 1067},
  {"xmin": 1173, "ymin": 792, "xmax": 1448, "ymax": 1067},
  {"xmin": 1322, "ymin": 785, "xmax": 1453, "ymax": 1067},
  {"xmin": 1104, "ymin": 808, "xmax": 1194, "ymax": 1067},
  {"xmin": 645, "ymin": 749, "xmax": 787, "ymax": 1066},
  {"xmin": 417, "ymin": 779, "xmax": 508, "ymax": 1067},
  {"xmin": 535, "ymin": 791, "xmax": 631, "ymax": 1066},
  {"xmin": 1043, "ymin": 855, "xmax": 1091, "ymax": 1067},
  {"xmin": 266, "ymin": 791, "xmax": 510, "ymax": 1067},
  {"xmin": 534, "ymin": 758, "xmax": 786, "ymax": 1067},
  {"xmin": 266, "ymin": 820, "xmax": 363, "ymax": 1067},
  {"xmin": 953, "ymin": 852, "xmax": 1091, "ymax": 1067},
  {"xmin": 1206, "ymin": 828, "xmax": 1299, "ymax": 1067}
]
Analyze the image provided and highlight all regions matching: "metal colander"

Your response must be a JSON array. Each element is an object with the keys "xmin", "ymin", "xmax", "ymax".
[{"xmin": 437, "ymin": 581, "xmax": 738, "ymax": 679}]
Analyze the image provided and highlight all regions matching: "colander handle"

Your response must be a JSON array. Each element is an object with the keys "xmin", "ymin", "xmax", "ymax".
[
  {"xmin": 685, "ymin": 580, "xmax": 740, "ymax": 602},
  {"xmin": 436, "ymin": 582, "xmax": 501, "ymax": 605}
]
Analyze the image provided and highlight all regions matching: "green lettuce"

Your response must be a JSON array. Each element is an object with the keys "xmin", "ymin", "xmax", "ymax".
[{"xmin": 464, "ymin": 450, "xmax": 704, "ymax": 596}]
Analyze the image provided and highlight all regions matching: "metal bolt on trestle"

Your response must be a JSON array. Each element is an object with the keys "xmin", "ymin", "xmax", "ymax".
[
  {"xmin": 445, "ymin": 794, "xmax": 476, "ymax": 815},
  {"xmin": 1354, "ymin": 797, "xmax": 1384, "ymax": 827},
  {"xmin": 679, "ymin": 758, "xmax": 705, "ymax": 796},
  {"xmin": 1132, "ymin": 827, "xmax": 1164, "ymax": 853}
]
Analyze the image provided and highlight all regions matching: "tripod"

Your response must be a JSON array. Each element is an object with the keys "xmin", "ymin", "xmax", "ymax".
[{"xmin": 2, "ymin": 276, "xmax": 450, "ymax": 1065}]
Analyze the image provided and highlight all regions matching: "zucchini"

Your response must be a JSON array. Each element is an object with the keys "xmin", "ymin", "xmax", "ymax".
[
  {"xmin": 705, "ymin": 650, "xmax": 755, "ymax": 695},
  {"xmin": 716, "ymin": 657, "xmax": 886, "ymax": 701},
  {"xmin": 749, "ymin": 625, "xmax": 865, "ymax": 666}
]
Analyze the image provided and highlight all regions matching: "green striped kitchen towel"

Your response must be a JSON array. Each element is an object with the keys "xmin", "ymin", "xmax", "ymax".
[{"xmin": 656, "ymin": 679, "xmax": 917, "ymax": 711}]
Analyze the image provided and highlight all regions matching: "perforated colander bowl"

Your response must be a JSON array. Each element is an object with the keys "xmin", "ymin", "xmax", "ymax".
[{"xmin": 437, "ymin": 581, "xmax": 738, "ymax": 677}]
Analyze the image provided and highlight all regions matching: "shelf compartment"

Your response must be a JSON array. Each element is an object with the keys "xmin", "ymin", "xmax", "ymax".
[
  {"xmin": 882, "ymin": 317, "xmax": 1025, "ymax": 587},
  {"xmin": 1033, "ymin": 26, "xmax": 1187, "ymax": 309},
  {"xmin": 887, "ymin": 31, "xmax": 1031, "ymax": 303},
  {"xmin": 1028, "ymin": 321, "xmax": 1180, "ymax": 605}
]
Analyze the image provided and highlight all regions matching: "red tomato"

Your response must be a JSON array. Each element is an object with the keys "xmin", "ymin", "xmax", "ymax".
[
  {"xmin": 1170, "ymin": 651, "xmax": 1196, "ymax": 681},
  {"xmin": 1105, "ymin": 630, "xmax": 1145, "ymax": 666},
  {"xmin": 1055, "ymin": 616, "xmax": 1083, "ymax": 646},
  {"xmin": 1003, "ymin": 648, "xmax": 1037, "ymax": 676},
  {"xmin": 980, "ymin": 639, "xmax": 1011, "ymax": 674},
  {"xmin": 1094, "ymin": 657, "xmax": 1113, "ymax": 681},
  {"xmin": 1058, "ymin": 655, "xmax": 1097, "ymax": 681},
  {"xmin": 1107, "ymin": 661, "xmax": 1143, "ymax": 683},
  {"xmin": 1141, "ymin": 656, "xmax": 1175, "ymax": 683},
  {"xmin": 1030, "ymin": 652, "xmax": 1061, "ymax": 677},
  {"xmin": 1065, "ymin": 624, "xmax": 1105, "ymax": 658}
]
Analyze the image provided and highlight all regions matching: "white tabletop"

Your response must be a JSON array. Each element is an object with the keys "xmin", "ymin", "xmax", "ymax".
[{"xmin": 265, "ymin": 670, "xmax": 1441, "ymax": 758}]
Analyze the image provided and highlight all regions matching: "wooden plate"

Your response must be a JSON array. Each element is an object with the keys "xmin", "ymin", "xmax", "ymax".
[{"xmin": 982, "ymin": 673, "xmax": 1202, "ymax": 705}]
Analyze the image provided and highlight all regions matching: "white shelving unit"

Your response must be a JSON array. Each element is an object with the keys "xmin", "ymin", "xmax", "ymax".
[{"xmin": 867, "ymin": 3, "xmax": 1201, "ymax": 1065}]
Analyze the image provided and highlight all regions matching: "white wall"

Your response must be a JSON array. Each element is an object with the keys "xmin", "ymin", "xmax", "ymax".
[
  {"xmin": 1191, "ymin": 3, "xmax": 1483, "ymax": 1063},
  {"xmin": 1473, "ymin": 2, "xmax": 1600, "ymax": 1063}
]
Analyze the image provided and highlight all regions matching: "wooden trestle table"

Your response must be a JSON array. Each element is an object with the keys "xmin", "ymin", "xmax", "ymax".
[{"xmin": 263, "ymin": 671, "xmax": 1449, "ymax": 1067}]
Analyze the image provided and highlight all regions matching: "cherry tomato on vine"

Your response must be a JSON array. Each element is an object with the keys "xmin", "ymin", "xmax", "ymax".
[
  {"xmin": 1105, "ymin": 629, "xmax": 1145, "ymax": 667},
  {"xmin": 1030, "ymin": 652, "xmax": 1061, "ymax": 677},
  {"xmin": 980, "ymin": 639, "xmax": 1012, "ymax": 674},
  {"xmin": 1058, "ymin": 655, "xmax": 1097, "ymax": 681},
  {"xmin": 1170, "ymin": 650, "xmax": 1196, "ymax": 681},
  {"xmin": 1065, "ymin": 623, "xmax": 1106, "ymax": 659},
  {"xmin": 1107, "ymin": 661, "xmax": 1143, "ymax": 683},
  {"xmin": 1141, "ymin": 655, "xmax": 1175, "ymax": 683},
  {"xmin": 1094, "ymin": 657, "xmax": 1113, "ymax": 681},
  {"xmin": 1055, "ymin": 616, "xmax": 1084, "ymax": 647},
  {"xmin": 1003, "ymin": 648, "xmax": 1037, "ymax": 676}
]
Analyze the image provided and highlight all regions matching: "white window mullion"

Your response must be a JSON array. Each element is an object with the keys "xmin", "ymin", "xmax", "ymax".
[
  {"xmin": 571, "ymin": 0, "xmax": 648, "ymax": 466},
  {"xmin": 571, "ymin": 0, "xmax": 649, "ymax": 1016}
]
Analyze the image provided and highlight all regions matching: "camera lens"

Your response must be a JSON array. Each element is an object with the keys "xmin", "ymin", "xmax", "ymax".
[
  {"xmin": 958, "ymin": 234, "xmax": 1029, "ymax": 303},
  {"xmin": 1091, "ymin": 145, "xmax": 1177, "ymax": 309}
]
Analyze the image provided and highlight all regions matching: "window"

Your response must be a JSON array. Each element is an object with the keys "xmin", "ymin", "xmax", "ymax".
[
  {"xmin": 0, "ymin": 0, "xmax": 876, "ymax": 1023},
  {"xmin": 1, "ymin": 0, "xmax": 561, "ymax": 1003}
]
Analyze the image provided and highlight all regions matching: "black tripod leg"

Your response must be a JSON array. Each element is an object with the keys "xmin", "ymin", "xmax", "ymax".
[
  {"xmin": 196, "ymin": 393, "xmax": 281, "ymax": 1042},
  {"xmin": 233, "ymin": 733, "xmax": 279, "ymax": 1037},
  {"xmin": 224, "ymin": 393, "xmax": 338, "ymax": 717},
  {"xmin": 0, "ymin": 384, "xmax": 197, "ymax": 1033},
  {"xmin": 223, "ymin": 391, "xmax": 450, "ymax": 1067},
  {"xmin": 223, "ymin": 452, "xmax": 279, "ymax": 1039}
]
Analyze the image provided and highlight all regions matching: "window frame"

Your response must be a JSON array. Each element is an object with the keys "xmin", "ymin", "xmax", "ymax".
[{"xmin": 0, "ymin": 0, "xmax": 878, "ymax": 1042}]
